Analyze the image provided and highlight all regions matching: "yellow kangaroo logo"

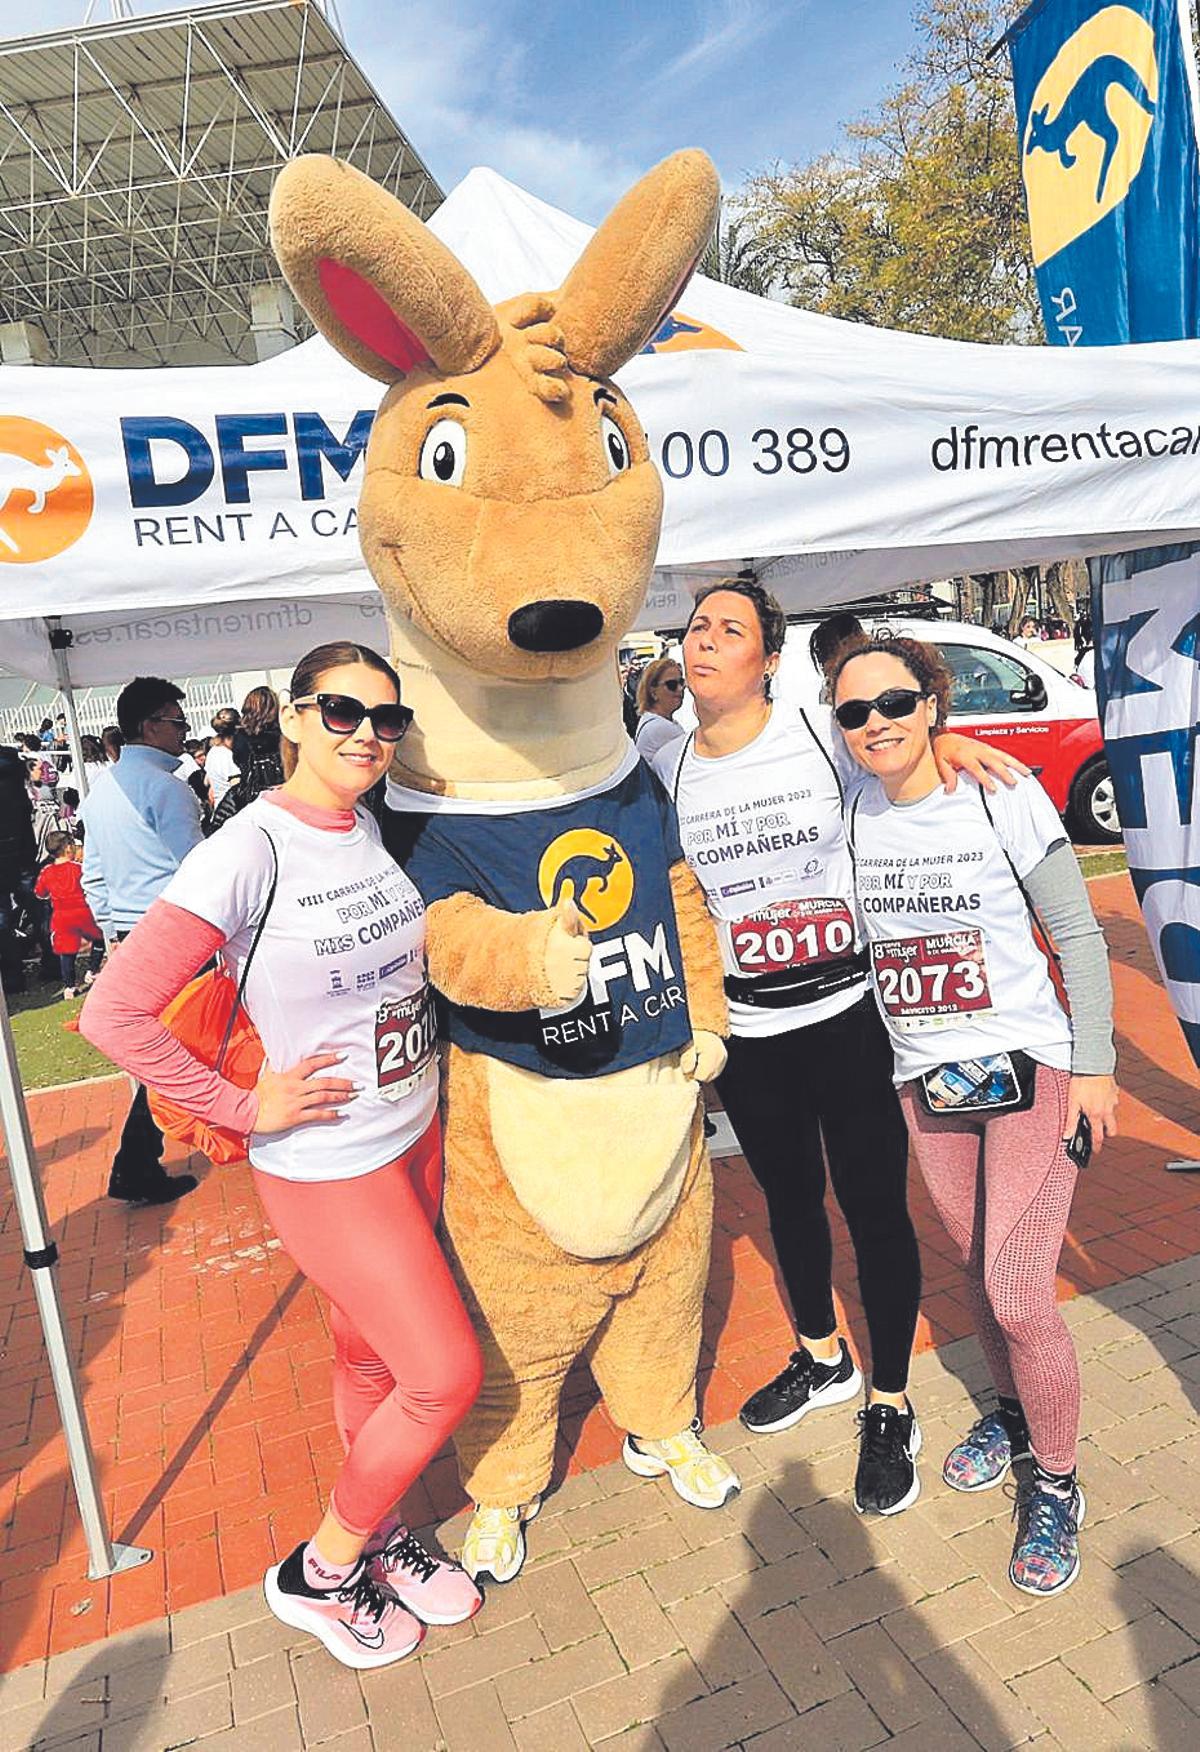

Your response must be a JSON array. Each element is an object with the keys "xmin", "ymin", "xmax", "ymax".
[{"xmin": 1022, "ymin": 6, "xmax": 1158, "ymax": 267}]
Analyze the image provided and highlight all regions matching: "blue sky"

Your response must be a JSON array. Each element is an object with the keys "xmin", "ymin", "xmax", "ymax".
[{"xmin": 16, "ymin": 0, "xmax": 922, "ymax": 220}]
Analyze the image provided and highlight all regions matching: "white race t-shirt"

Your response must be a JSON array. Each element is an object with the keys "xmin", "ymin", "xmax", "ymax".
[
  {"xmin": 849, "ymin": 774, "xmax": 1072, "ymax": 1083},
  {"xmin": 635, "ymin": 713, "xmax": 686, "ymax": 760},
  {"xmin": 654, "ymin": 703, "xmax": 867, "ymax": 1038},
  {"xmin": 163, "ymin": 796, "xmax": 437, "ymax": 1181},
  {"xmin": 205, "ymin": 744, "xmax": 240, "ymax": 805}
]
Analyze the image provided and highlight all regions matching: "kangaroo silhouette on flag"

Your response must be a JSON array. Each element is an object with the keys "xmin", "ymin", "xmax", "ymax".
[
  {"xmin": 0, "ymin": 446, "xmax": 83, "ymax": 555},
  {"xmin": 1026, "ymin": 54, "xmax": 1156, "ymax": 203}
]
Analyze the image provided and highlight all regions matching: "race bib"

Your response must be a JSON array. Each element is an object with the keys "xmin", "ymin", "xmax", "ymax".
[
  {"xmin": 729, "ymin": 897, "xmax": 856, "ymax": 976},
  {"xmin": 871, "ymin": 928, "xmax": 994, "ymax": 1029},
  {"xmin": 375, "ymin": 988, "xmax": 437, "ymax": 1099}
]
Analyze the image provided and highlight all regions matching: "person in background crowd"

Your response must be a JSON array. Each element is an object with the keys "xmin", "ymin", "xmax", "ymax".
[
  {"xmin": 38, "ymin": 717, "xmax": 55, "ymax": 749},
  {"xmin": 182, "ymin": 739, "xmax": 213, "ymax": 829},
  {"xmin": 81, "ymin": 735, "xmax": 107, "ymax": 770},
  {"xmin": 53, "ymin": 714, "xmax": 69, "ymax": 750},
  {"xmin": 81, "ymin": 677, "xmax": 203, "ymax": 1205},
  {"xmin": 223, "ymin": 686, "xmax": 285, "ymax": 815},
  {"xmin": 60, "ymin": 788, "xmax": 80, "ymax": 827},
  {"xmin": 83, "ymin": 641, "xmax": 483, "ymax": 1668},
  {"xmin": 810, "ymin": 612, "xmax": 865, "ymax": 700},
  {"xmin": 0, "ymin": 742, "xmax": 41, "ymax": 995},
  {"xmin": 205, "ymin": 707, "xmax": 241, "ymax": 811},
  {"xmin": 1073, "ymin": 615, "xmax": 1096, "ymax": 692},
  {"xmin": 633, "ymin": 656, "xmax": 687, "ymax": 760},
  {"xmin": 832, "ymin": 635, "xmax": 1119, "ymax": 1597},
  {"xmin": 101, "ymin": 726, "xmax": 124, "ymax": 763},
  {"xmin": 1015, "ymin": 616, "xmax": 1043, "ymax": 649},
  {"xmin": 36, "ymin": 830, "xmax": 104, "ymax": 999}
]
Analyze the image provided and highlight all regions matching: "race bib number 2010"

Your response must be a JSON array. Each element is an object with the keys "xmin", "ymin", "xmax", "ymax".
[
  {"xmin": 375, "ymin": 988, "xmax": 437, "ymax": 1099},
  {"xmin": 730, "ymin": 897, "xmax": 855, "ymax": 976},
  {"xmin": 871, "ymin": 928, "xmax": 993, "ymax": 1029}
]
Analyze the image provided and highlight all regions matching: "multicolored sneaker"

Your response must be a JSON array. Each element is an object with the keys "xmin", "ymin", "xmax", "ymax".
[
  {"xmin": 943, "ymin": 1412, "xmax": 1029, "ymax": 1493},
  {"xmin": 622, "ymin": 1420, "xmax": 740, "ymax": 1508},
  {"xmin": 460, "ymin": 1497, "xmax": 542, "ymax": 1585},
  {"xmin": 1009, "ymin": 1478, "xmax": 1086, "ymax": 1596},
  {"xmin": 366, "ymin": 1523, "xmax": 482, "ymax": 1624},
  {"xmin": 264, "ymin": 1544, "xmax": 424, "ymax": 1669}
]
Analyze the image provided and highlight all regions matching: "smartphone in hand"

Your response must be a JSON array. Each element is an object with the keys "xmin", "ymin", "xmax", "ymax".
[{"xmin": 1065, "ymin": 1113, "xmax": 1093, "ymax": 1170}]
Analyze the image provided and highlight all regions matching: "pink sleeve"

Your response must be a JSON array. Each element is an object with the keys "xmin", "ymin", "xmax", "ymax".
[{"xmin": 80, "ymin": 899, "xmax": 260, "ymax": 1135}]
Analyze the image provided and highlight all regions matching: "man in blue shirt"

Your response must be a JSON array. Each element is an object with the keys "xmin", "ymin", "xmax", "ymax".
[{"xmin": 82, "ymin": 677, "xmax": 204, "ymax": 1203}]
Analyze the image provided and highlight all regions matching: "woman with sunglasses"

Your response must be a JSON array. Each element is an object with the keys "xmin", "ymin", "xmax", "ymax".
[
  {"xmin": 831, "ymin": 636, "xmax": 1118, "ymax": 1596},
  {"xmin": 655, "ymin": 582, "xmax": 1025, "ymax": 1519},
  {"xmin": 82, "ymin": 641, "xmax": 484, "ymax": 1668},
  {"xmin": 633, "ymin": 656, "xmax": 688, "ymax": 760}
]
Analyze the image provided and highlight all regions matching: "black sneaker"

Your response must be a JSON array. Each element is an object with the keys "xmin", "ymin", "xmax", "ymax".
[
  {"xmin": 854, "ymin": 1399, "xmax": 922, "ymax": 1516},
  {"xmin": 108, "ymin": 1171, "xmax": 198, "ymax": 1205},
  {"xmin": 739, "ymin": 1338, "xmax": 863, "ymax": 1434}
]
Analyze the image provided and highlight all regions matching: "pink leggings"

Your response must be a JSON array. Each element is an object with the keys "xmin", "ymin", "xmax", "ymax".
[
  {"xmin": 253, "ymin": 1119, "xmax": 483, "ymax": 1539},
  {"xmin": 900, "ymin": 1064, "xmax": 1080, "ymax": 1474}
]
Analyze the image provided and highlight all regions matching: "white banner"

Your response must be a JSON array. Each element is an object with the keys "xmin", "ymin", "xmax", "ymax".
[{"xmin": 4, "ymin": 168, "xmax": 1200, "ymax": 637}]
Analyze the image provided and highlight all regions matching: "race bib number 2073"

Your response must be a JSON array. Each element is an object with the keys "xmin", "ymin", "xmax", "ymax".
[{"xmin": 870, "ymin": 928, "xmax": 993, "ymax": 1029}]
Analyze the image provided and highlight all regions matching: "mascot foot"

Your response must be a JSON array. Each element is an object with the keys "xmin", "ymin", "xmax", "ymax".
[
  {"xmin": 623, "ymin": 1420, "xmax": 740, "ymax": 1509},
  {"xmin": 461, "ymin": 1496, "xmax": 542, "ymax": 1585}
]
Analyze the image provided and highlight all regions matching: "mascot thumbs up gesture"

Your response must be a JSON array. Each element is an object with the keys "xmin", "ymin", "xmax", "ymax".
[{"xmin": 271, "ymin": 147, "xmax": 734, "ymax": 1584}]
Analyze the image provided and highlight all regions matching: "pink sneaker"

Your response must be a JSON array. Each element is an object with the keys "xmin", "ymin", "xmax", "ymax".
[
  {"xmin": 264, "ymin": 1544, "xmax": 424, "ymax": 1669},
  {"xmin": 367, "ymin": 1523, "xmax": 482, "ymax": 1625}
]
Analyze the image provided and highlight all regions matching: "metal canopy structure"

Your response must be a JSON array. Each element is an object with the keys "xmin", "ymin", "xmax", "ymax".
[{"xmin": 0, "ymin": 0, "xmax": 443, "ymax": 365}]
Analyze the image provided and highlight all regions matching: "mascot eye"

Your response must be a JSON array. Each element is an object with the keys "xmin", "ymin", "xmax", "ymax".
[
  {"xmin": 601, "ymin": 415, "xmax": 631, "ymax": 477},
  {"xmin": 419, "ymin": 419, "xmax": 467, "ymax": 486}
]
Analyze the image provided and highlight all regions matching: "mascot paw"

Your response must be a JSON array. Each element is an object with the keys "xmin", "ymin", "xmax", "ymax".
[
  {"xmin": 543, "ymin": 894, "xmax": 592, "ymax": 1005},
  {"xmin": 681, "ymin": 1031, "xmax": 727, "ymax": 1083}
]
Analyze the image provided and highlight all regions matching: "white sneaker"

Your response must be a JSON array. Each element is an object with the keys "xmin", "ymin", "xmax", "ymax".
[
  {"xmin": 62, "ymin": 987, "xmax": 76, "ymax": 1001},
  {"xmin": 623, "ymin": 1420, "xmax": 740, "ymax": 1508},
  {"xmin": 460, "ymin": 1496, "xmax": 541, "ymax": 1585}
]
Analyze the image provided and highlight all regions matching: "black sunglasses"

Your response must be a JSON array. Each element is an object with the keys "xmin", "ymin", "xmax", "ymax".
[
  {"xmin": 660, "ymin": 679, "xmax": 685, "ymax": 693},
  {"xmin": 833, "ymin": 688, "xmax": 927, "ymax": 732},
  {"xmin": 293, "ymin": 693, "xmax": 414, "ymax": 743}
]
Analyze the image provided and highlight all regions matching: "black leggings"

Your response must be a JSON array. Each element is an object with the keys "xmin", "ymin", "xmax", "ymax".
[{"xmin": 716, "ymin": 993, "xmax": 921, "ymax": 1395}]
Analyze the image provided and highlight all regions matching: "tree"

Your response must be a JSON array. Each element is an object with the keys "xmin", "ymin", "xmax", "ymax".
[
  {"xmin": 742, "ymin": 2, "xmax": 1040, "ymax": 343},
  {"xmin": 700, "ymin": 203, "xmax": 772, "ymax": 295}
]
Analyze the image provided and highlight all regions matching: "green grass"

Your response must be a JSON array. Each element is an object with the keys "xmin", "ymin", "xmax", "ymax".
[
  {"xmin": 5, "ymin": 982, "xmax": 117, "ymax": 1091},
  {"xmin": 1079, "ymin": 847, "xmax": 1129, "ymax": 881}
]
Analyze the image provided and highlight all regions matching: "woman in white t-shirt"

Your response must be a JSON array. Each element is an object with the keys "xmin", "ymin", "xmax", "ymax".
[
  {"xmin": 633, "ymin": 656, "xmax": 687, "ymax": 760},
  {"xmin": 832, "ymin": 634, "xmax": 1119, "ymax": 1599},
  {"xmin": 83, "ymin": 641, "xmax": 484, "ymax": 1669}
]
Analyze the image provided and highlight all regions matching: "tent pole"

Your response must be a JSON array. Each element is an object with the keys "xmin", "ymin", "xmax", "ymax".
[
  {"xmin": 0, "ymin": 983, "xmax": 151, "ymax": 1579},
  {"xmin": 46, "ymin": 619, "xmax": 90, "ymax": 801}
]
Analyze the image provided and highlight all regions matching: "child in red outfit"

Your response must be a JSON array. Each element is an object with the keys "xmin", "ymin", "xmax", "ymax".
[{"xmin": 36, "ymin": 832, "xmax": 105, "ymax": 998}]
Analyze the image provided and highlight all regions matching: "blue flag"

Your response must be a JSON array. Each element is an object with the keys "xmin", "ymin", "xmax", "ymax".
[
  {"xmin": 1008, "ymin": 0, "xmax": 1200, "ymax": 343},
  {"xmin": 1009, "ymin": 0, "xmax": 1200, "ymax": 1071}
]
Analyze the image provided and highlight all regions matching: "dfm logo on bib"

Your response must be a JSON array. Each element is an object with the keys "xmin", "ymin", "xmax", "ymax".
[
  {"xmin": 0, "ymin": 417, "xmax": 93, "ymax": 563},
  {"xmin": 538, "ymin": 830, "xmax": 634, "ymax": 932},
  {"xmin": 1022, "ymin": 6, "xmax": 1158, "ymax": 266}
]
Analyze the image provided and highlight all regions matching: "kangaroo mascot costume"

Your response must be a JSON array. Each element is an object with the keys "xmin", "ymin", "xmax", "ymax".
[{"xmin": 269, "ymin": 149, "xmax": 735, "ymax": 1582}]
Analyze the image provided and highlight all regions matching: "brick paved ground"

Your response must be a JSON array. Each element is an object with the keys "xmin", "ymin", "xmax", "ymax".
[
  {"xmin": 1, "ymin": 870, "xmax": 1198, "ymax": 1745},
  {"xmin": 3, "ymin": 1255, "xmax": 1200, "ymax": 1750}
]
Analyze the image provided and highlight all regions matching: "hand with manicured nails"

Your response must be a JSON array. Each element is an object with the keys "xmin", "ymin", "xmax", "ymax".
[
  {"xmin": 543, "ymin": 893, "xmax": 593, "ymax": 1005},
  {"xmin": 254, "ymin": 1053, "xmax": 358, "ymax": 1132},
  {"xmin": 680, "ymin": 1031, "xmax": 727, "ymax": 1083}
]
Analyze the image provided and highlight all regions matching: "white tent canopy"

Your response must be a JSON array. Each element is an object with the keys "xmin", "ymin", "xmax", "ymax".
[{"xmin": 4, "ymin": 165, "xmax": 1200, "ymax": 684}]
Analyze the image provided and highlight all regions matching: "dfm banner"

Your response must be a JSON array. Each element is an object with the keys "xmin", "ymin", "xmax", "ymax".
[
  {"xmin": 1009, "ymin": 0, "xmax": 1200, "ymax": 1069},
  {"xmin": 1009, "ymin": 0, "xmax": 1200, "ymax": 344}
]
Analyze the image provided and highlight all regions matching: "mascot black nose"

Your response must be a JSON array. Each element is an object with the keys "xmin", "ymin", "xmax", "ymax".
[{"xmin": 508, "ymin": 599, "xmax": 605, "ymax": 652}]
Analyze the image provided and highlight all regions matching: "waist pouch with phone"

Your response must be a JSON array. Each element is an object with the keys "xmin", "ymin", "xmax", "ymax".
[{"xmin": 918, "ymin": 1048, "xmax": 1038, "ymax": 1117}]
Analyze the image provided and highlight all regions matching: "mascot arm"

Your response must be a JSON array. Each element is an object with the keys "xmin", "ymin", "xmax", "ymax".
[
  {"xmin": 669, "ymin": 859, "xmax": 728, "ymax": 1039},
  {"xmin": 426, "ymin": 892, "xmax": 561, "ymax": 1012}
]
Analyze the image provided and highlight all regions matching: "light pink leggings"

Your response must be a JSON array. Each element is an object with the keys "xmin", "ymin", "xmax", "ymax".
[
  {"xmin": 900, "ymin": 1064, "xmax": 1080, "ymax": 1474},
  {"xmin": 253, "ymin": 1118, "xmax": 484, "ymax": 1538}
]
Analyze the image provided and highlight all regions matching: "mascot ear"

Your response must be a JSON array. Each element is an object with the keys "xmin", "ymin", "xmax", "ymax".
[
  {"xmin": 555, "ymin": 150, "xmax": 720, "ymax": 381},
  {"xmin": 269, "ymin": 156, "xmax": 500, "ymax": 383}
]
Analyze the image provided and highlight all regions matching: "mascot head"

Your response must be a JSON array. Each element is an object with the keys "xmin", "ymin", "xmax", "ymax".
[{"xmin": 269, "ymin": 151, "xmax": 719, "ymax": 684}]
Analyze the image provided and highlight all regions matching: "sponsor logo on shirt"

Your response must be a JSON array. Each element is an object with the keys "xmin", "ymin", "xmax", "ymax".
[
  {"xmin": 720, "ymin": 879, "xmax": 757, "ymax": 899},
  {"xmin": 315, "ymin": 934, "xmax": 354, "ymax": 957}
]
